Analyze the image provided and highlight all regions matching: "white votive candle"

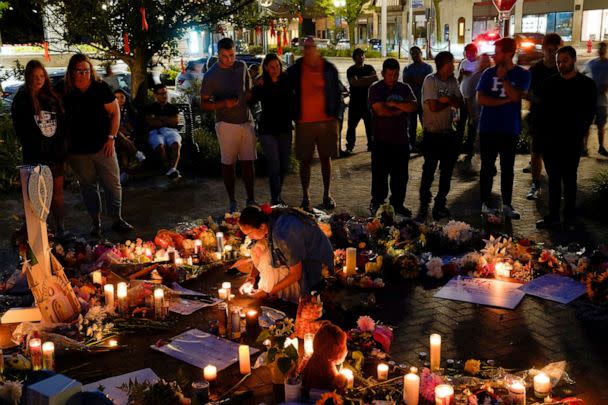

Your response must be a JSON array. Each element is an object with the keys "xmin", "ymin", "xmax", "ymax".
[
  {"xmin": 29, "ymin": 338, "xmax": 42, "ymax": 371},
  {"xmin": 108, "ymin": 339, "xmax": 118, "ymax": 347},
  {"xmin": 117, "ymin": 282, "xmax": 128, "ymax": 314},
  {"xmin": 304, "ymin": 333, "xmax": 314, "ymax": 357},
  {"xmin": 222, "ymin": 282, "xmax": 231, "ymax": 290},
  {"xmin": 534, "ymin": 373, "xmax": 551, "ymax": 398},
  {"xmin": 203, "ymin": 364, "xmax": 217, "ymax": 381},
  {"xmin": 403, "ymin": 372, "xmax": 420, "ymax": 405},
  {"xmin": 239, "ymin": 345, "xmax": 251, "ymax": 374},
  {"xmin": 104, "ymin": 284, "xmax": 115, "ymax": 310},
  {"xmin": 430, "ymin": 334, "xmax": 441, "ymax": 371},
  {"xmin": 194, "ymin": 239, "xmax": 202, "ymax": 254},
  {"xmin": 346, "ymin": 247, "xmax": 357, "ymax": 274},
  {"xmin": 42, "ymin": 341, "xmax": 55, "ymax": 371},
  {"xmin": 91, "ymin": 270, "xmax": 102, "ymax": 285},
  {"xmin": 340, "ymin": 368, "xmax": 354, "ymax": 389},
  {"xmin": 216, "ymin": 232, "xmax": 224, "ymax": 253},
  {"xmin": 218, "ymin": 288, "xmax": 228, "ymax": 300},
  {"xmin": 377, "ymin": 363, "xmax": 389, "ymax": 381},
  {"xmin": 154, "ymin": 288, "xmax": 165, "ymax": 320},
  {"xmin": 435, "ymin": 384, "xmax": 454, "ymax": 405},
  {"xmin": 508, "ymin": 379, "xmax": 526, "ymax": 405}
]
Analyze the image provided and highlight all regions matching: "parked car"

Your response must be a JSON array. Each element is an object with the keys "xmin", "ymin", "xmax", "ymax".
[
  {"xmin": 472, "ymin": 30, "xmax": 501, "ymax": 55},
  {"xmin": 369, "ymin": 38, "xmax": 381, "ymax": 51},
  {"xmin": 336, "ymin": 39, "xmax": 351, "ymax": 50},
  {"xmin": 513, "ymin": 32, "xmax": 544, "ymax": 65}
]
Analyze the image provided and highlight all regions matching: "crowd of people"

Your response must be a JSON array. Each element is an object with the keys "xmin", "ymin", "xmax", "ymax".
[{"xmin": 10, "ymin": 35, "xmax": 608, "ymax": 237}]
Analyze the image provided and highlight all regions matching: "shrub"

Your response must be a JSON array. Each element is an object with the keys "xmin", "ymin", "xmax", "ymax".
[
  {"xmin": 160, "ymin": 66, "xmax": 180, "ymax": 85},
  {"xmin": 0, "ymin": 114, "xmax": 22, "ymax": 192}
]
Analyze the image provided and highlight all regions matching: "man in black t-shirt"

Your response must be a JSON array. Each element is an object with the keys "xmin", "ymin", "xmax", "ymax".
[
  {"xmin": 145, "ymin": 84, "xmax": 182, "ymax": 179},
  {"xmin": 345, "ymin": 48, "xmax": 377, "ymax": 153}
]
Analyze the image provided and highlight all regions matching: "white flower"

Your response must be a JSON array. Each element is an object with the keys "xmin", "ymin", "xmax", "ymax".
[
  {"xmin": 426, "ymin": 257, "xmax": 444, "ymax": 279},
  {"xmin": 442, "ymin": 220, "xmax": 473, "ymax": 242}
]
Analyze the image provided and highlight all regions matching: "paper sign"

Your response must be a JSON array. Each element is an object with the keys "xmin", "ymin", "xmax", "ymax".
[
  {"xmin": 170, "ymin": 282, "xmax": 207, "ymax": 296},
  {"xmin": 434, "ymin": 276, "xmax": 525, "ymax": 309},
  {"xmin": 83, "ymin": 368, "xmax": 159, "ymax": 405},
  {"xmin": 519, "ymin": 273, "xmax": 587, "ymax": 304},
  {"xmin": 151, "ymin": 329, "xmax": 258, "ymax": 370},
  {"xmin": 169, "ymin": 298, "xmax": 220, "ymax": 315}
]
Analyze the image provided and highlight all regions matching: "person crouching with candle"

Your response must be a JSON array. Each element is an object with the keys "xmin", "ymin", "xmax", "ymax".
[
  {"xmin": 237, "ymin": 204, "xmax": 334, "ymax": 300},
  {"xmin": 301, "ymin": 322, "xmax": 348, "ymax": 391}
]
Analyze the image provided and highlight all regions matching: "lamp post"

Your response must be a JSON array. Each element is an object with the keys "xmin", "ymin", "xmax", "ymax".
[
  {"xmin": 259, "ymin": 0, "xmax": 273, "ymax": 54},
  {"xmin": 333, "ymin": 0, "xmax": 346, "ymax": 43},
  {"xmin": 381, "ymin": 0, "xmax": 387, "ymax": 57}
]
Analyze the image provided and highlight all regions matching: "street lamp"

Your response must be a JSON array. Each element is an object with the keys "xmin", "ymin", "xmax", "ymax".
[
  {"xmin": 333, "ymin": 0, "xmax": 346, "ymax": 42},
  {"xmin": 258, "ymin": 0, "xmax": 273, "ymax": 54}
]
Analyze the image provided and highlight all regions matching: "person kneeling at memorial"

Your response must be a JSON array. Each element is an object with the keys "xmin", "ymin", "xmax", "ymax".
[
  {"xmin": 237, "ymin": 205, "xmax": 334, "ymax": 299},
  {"xmin": 145, "ymin": 84, "xmax": 182, "ymax": 179},
  {"xmin": 301, "ymin": 322, "xmax": 349, "ymax": 392}
]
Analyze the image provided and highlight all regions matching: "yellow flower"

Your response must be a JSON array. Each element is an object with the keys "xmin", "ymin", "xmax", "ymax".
[
  {"xmin": 464, "ymin": 359, "xmax": 481, "ymax": 375},
  {"xmin": 316, "ymin": 392, "xmax": 343, "ymax": 405}
]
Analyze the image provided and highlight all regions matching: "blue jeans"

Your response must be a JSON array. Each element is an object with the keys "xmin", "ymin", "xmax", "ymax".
[
  {"xmin": 259, "ymin": 132, "xmax": 292, "ymax": 203},
  {"xmin": 69, "ymin": 149, "xmax": 122, "ymax": 219}
]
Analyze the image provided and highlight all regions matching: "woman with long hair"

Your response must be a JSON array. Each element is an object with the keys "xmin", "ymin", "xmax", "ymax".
[
  {"xmin": 11, "ymin": 60, "xmax": 67, "ymax": 237},
  {"xmin": 62, "ymin": 53, "xmax": 133, "ymax": 237},
  {"xmin": 238, "ymin": 205, "xmax": 333, "ymax": 299},
  {"xmin": 114, "ymin": 89, "xmax": 145, "ymax": 184},
  {"xmin": 251, "ymin": 53, "xmax": 293, "ymax": 205}
]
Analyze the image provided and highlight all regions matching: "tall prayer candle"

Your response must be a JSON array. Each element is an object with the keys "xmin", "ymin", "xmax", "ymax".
[
  {"xmin": 304, "ymin": 333, "xmax": 314, "ymax": 357},
  {"xmin": 340, "ymin": 369, "xmax": 354, "ymax": 389},
  {"xmin": 239, "ymin": 345, "xmax": 251, "ymax": 374},
  {"xmin": 203, "ymin": 365, "xmax": 217, "ymax": 381},
  {"xmin": 403, "ymin": 372, "xmax": 420, "ymax": 405},
  {"xmin": 430, "ymin": 334, "xmax": 441, "ymax": 371},
  {"xmin": 508, "ymin": 379, "xmax": 526, "ymax": 405},
  {"xmin": 42, "ymin": 341, "xmax": 55, "ymax": 371},
  {"xmin": 534, "ymin": 373, "xmax": 551, "ymax": 398},
  {"xmin": 117, "ymin": 282, "xmax": 128, "ymax": 314},
  {"xmin": 377, "ymin": 363, "xmax": 389, "ymax": 381},
  {"xmin": 222, "ymin": 282, "xmax": 231, "ymax": 291},
  {"xmin": 346, "ymin": 247, "xmax": 357, "ymax": 274},
  {"xmin": 194, "ymin": 239, "xmax": 202, "ymax": 254},
  {"xmin": 246, "ymin": 309, "xmax": 258, "ymax": 330},
  {"xmin": 434, "ymin": 384, "xmax": 454, "ymax": 405},
  {"xmin": 216, "ymin": 232, "xmax": 224, "ymax": 253},
  {"xmin": 231, "ymin": 308, "xmax": 241, "ymax": 339},
  {"xmin": 154, "ymin": 288, "xmax": 165, "ymax": 320},
  {"xmin": 91, "ymin": 270, "xmax": 102, "ymax": 285},
  {"xmin": 218, "ymin": 288, "xmax": 228, "ymax": 300},
  {"xmin": 104, "ymin": 284, "xmax": 115, "ymax": 310},
  {"xmin": 29, "ymin": 338, "xmax": 42, "ymax": 371}
]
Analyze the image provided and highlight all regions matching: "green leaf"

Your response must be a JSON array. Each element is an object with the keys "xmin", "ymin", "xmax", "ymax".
[
  {"xmin": 284, "ymin": 344, "xmax": 298, "ymax": 360},
  {"xmin": 267, "ymin": 347, "xmax": 278, "ymax": 363},
  {"xmin": 255, "ymin": 330, "xmax": 270, "ymax": 345},
  {"xmin": 351, "ymin": 351, "xmax": 364, "ymax": 371},
  {"xmin": 277, "ymin": 356, "xmax": 293, "ymax": 374}
]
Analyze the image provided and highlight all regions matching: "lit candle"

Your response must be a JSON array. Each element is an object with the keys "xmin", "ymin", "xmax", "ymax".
[
  {"xmin": 91, "ymin": 270, "xmax": 102, "ymax": 285},
  {"xmin": 246, "ymin": 309, "xmax": 258, "ymax": 330},
  {"xmin": 403, "ymin": 372, "xmax": 420, "ymax": 405},
  {"xmin": 116, "ymin": 282, "xmax": 128, "ymax": 314},
  {"xmin": 187, "ymin": 257, "xmax": 193, "ymax": 266},
  {"xmin": 263, "ymin": 339, "xmax": 271, "ymax": 348},
  {"xmin": 222, "ymin": 282, "xmax": 232, "ymax": 290},
  {"xmin": 534, "ymin": 373, "xmax": 551, "ymax": 398},
  {"xmin": 108, "ymin": 339, "xmax": 118, "ymax": 347},
  {"xmin": 495, "ymin": 262, "xmax": 512, "ymax": 278},
  {"xmin": 175, "ymin": 257, "xmax": 184, "ymax": 266},
  {"xmin": 145, "ymin": 247, "xmax": 152, "ymax": 258},
  {"xmin": 216, "ymin": 232, "xmax": 224, "ymax": 253},
  {"xmin": 342, "ymin": 265, "xmax": 348, "ymax": 275},
  {"xmin": 430, "ymin": 334, "xmax": 441, "ymax": 372},
  {"xmin": 239, "ymin": 345, "xmax": 251, "ymax": 374},
  {"xmin": 42, "ymin": 341, "xmax": 55, "ymax": 371},
  {"xmin": 231, "ymin": 308, "xmax": 241, "ymax": 339},
  {"xmin": 194, "ymin": 239, "xmax": 202, "ymax": 254},
  {"xmin": 377, "ymin": 363, "xmax": 389, "ymax": 381},
  {"xmin": 203, "ymin": 364, "xmax": 217, "ymax": 381},
  {"xmin": 154, "ymin": 288, "xmax": 165, "ymax": 320},
  {"xmin": 224, "ymin": 245, "xmax": 233, "ymax": 260},
  {"xmin": 104, "ymin": 284, "xmax": 115, "ymax": 310},
  {"xmin": 434, "ymin": 384, "xmax": 454, "ymax": 405},
  {"xmin": 340, "ymin": 368, "xmax": 354, "ymax": 389},
  {"xmin": 218, "ymin": 288, "xmax": 228, "ymax": 300},
  {"xmin": 214, "ymin": 252, "xmax": 222, "ymax": 261},
  {"xmin": 346, "ymin": 247, "xmax": 357, "ymax": 275},
  {"xmin": 29, "ymin": 338, "xmax": 42, "ymax": 371},
  {"xmin": 304, "ymin": 333, "xmax": 314, "ymax": 357},
  {"xmin": 508, "ymin": 379, "xmax": 526, "ymax": 405}
]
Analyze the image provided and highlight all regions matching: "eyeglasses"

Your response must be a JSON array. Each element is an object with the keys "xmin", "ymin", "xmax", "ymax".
[{"xmin": 75, "ymin": 69, "xmax": 90, "ymax": 75}]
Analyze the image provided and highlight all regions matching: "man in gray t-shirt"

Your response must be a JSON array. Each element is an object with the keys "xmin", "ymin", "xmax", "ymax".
[
  {"xmin": 418, "ymin": 52, "xmax": 464, "ymax": 221},
  {"xmin": 201, "ymin": 38, "xmax": 256, "ymax": 213}
]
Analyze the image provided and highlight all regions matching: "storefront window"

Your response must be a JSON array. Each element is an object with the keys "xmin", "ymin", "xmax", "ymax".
[
  {"xmin": 582, "ymin": 9, "xmax": 608, "ymax": 41},
  {"xmin": 521, "ymin": 12, "xmax": 572, "ymax": 41}
]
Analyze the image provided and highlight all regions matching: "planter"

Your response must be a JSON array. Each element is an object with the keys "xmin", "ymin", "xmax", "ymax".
[{"xmin": 284, "ymin": 379, "xmax": 302, "ymax": 402}]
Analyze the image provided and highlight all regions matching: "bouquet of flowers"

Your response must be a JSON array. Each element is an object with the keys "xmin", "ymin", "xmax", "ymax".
[
  {"xmin": 347, "ymin": 316, "xmax": 393, "ymax": 354},
  {"xmin": 256, "ymin": 318, "xmax": 300, "ymax": 378}
]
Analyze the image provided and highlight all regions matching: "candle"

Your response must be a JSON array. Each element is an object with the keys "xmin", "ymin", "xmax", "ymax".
[
  {"xmin": 175, "ymin": 257, "xmax": 184, "ymax": 266},
  {"xmin": 187, "ymin": 257, "xmax": 193, "ymax": 266},
  {"xmin": 117, "ymin": 282, "xmax": 128, "ymax": 314},
  {"xmin": 434, "ymin": 384, "xmax": 454, "ymax": 405},
  {"xmin": 145, "ymin": 247, "xmax": 152, "ymax": 258},
  {"xmin": 340, "ymin": 369, "xmax": 354, "ymax": 389},
  {"xmin": 194, "ymin": 239, "xmax": 202, "ymax": 254},
  {"xmin": 214, "ymin": 252, "xmax": 222, "ymax": 261},
  {"xmin": 403, "ymin": 372, "xmax": 420, "ymax": 405},
  {"xmin": 91, "ymin": 270, "xmax": 102, "ymax": 285},
  {"xmin": 224, "ymin": 245, "xmax": 233, "ymax": 260},
  {"xmin": 239, "ymin": 345, "xmax": 251, "ymax": 374},
  {"xmin": 154, "ymin": 288, "xmax": 165, "ymax": 320},
  {"xmin": 342, "ymin": 265, "xmax": 348, "ymax": 275},
  {"xmin": 246, "ymin": 309, "xmax": 258, "ymax": 330},
  {"xmin": 42, "ymin": 341, "xmax": 55, "ymax": 371},
  {"xmin": 430, "ymin": 334, "xmax": 441, "ymax": 372},
  {"xmin": 104, "ymin": 284, "xmax": 115, "ymax": 310},
  {"xmin": 203, "ymin": 364, "xmax": 217, "ymax": 381},
  {"xmin": 231, "ymin": 308, "xmax": 241, "ymax": 339},
  {"xmin": 534, "ymin": 373, "xmax": 551, "ymax": 398},
  {"xmin": 216, "ymin": 232, "xmax": 225, "ymax": 253},
  {"xmin": 218, "ymin": 288, "xmax": 228, "ymax": 300},
  {"xmin": 346, "ymin": 247, "xmax": 357, "ymax": 275},
  {"xmin": 304, "ymin": 333, "xmax": 314, "ymax": 357},
  {"xmin": 108, "ymin": 339, "xmax": 118, "ymax": 347},
  {"xmin": 29, "ymin": 338, "xmax": 42, "ymax": 371},
  {"xmin": 495, "ymin": 262, "xmax": 512, "ymax": 278},
  {"xmin": 263, "ymin": 339, "xmax": 271, "ymax": 348},
  {"xmin": 508, "ymin": 379, "xmax": 526, "ymax": 405},
  {"xmin": 222, "ymin": 282, "xmax": 232, "ymax": 290},
  {"xmin": 377, "ymin": 363, "xmax": 389, "ymax": 381}
]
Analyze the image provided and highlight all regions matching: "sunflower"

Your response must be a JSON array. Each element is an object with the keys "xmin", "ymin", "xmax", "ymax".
[{"xmin": 316, "ymin": 392, "xmax": 344, "ymax": 405}]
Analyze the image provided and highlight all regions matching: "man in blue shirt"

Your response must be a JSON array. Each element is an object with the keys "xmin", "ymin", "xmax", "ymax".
[
  {"xmin": 476, "ymin": 37, "xmax": 531, "ymax": 219},
  {"xmin": 403, "ymin": 46, "xmax": 433, "ymax": 152},
  {"xmin": 583, "ymin": 42, "xmax": 608, "ymax": 157}
]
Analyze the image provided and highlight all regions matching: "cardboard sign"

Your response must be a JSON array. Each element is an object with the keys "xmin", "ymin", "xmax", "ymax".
[
  {"xmin": 434, "ymin": 276, "xmax": 525, "ymax": 309},
  {"xmin": 519, "ymin": 273, "xmax": 587, "ymax": 304}
]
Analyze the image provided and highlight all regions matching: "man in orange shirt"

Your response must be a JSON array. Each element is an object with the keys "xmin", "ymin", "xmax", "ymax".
[{"xmin": 287, "ymin": 37, "xmax": 342, "ymax": 211}]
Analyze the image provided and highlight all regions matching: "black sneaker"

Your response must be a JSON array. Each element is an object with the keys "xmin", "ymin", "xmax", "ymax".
[
  {"xmin": 599, "ymin": 147, "xmax": 608, "ymax": 157},
  {"xmin": 393, "ymin": 205, "xmax": 412, "ymax": 217},
  {"xmin": 111, "ymin": 219, "xmax": 134, "ymax": 233},
  {"xmin": 432, "ymin": 205, "xmax": 451, "ymax": 220},
  {"xmin": 536, "ymin": 215, "xmax": 560, "ymax": 229}
]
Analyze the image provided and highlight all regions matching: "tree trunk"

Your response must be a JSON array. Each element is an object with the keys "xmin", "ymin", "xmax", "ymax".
[
  {"xmin": 127, "ymin": 47, "xmax": 149, "ymax": 107},
  {"xmin": 433, "ymin": 0, "xmax": 441, "ymax": 44},
  {"xmin": 348, "ymin": 22, "xmax": 356, "ymax": 49}
]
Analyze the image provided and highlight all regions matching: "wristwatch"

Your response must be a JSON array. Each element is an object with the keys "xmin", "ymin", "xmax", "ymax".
[{"xmin": 108, "ymin": 135, "xmax": 116, "ymax": 140}]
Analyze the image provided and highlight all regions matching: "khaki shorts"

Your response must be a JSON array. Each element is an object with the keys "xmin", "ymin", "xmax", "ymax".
[
  {"xmin": 295, "ymin": 119, "xmax": 339, "ymax": 161},
  {"xmin": 215, "ymin": 121, "xmax": 257, "ymax": 165}
]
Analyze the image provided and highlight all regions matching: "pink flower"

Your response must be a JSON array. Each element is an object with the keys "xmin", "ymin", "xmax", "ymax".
[
  {"xmin": 373, "ymin": 326, "xmax": 393, "ymax": 353},
  {"xmin": 357, "ymin": 316, "xmax": 376, "ymax": 332},
  {"xmin": 420, "ymin": 368, "xmax": 443, "ymax": 401}
]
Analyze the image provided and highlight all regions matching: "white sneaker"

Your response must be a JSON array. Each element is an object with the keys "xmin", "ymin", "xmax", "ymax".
[
  {"xmin": 481, "ymin": 203, "xmax": 494, "ymax": 215},
  {"xmin": 503, "ymin": 204, "xmax": 521, "ymax": 220},
  {"xmin": 166, "ymin": 168, "xmax": 181, "ymax": 179},
  {"xmin": 135, "ymin": 151, "xmax": 146, "ymax": 162}
]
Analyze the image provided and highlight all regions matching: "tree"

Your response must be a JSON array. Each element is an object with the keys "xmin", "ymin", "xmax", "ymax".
[
  {"xmin": 433, "ymin": 0, "xmax": 441, "ymax": 44},
  {"xmin": 318, "ymin": 0, "xmax": 371, "ymax": 47},
  {"xmin": 38, "ymin": 0, "xmax": 256, "ymax": 103}
]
